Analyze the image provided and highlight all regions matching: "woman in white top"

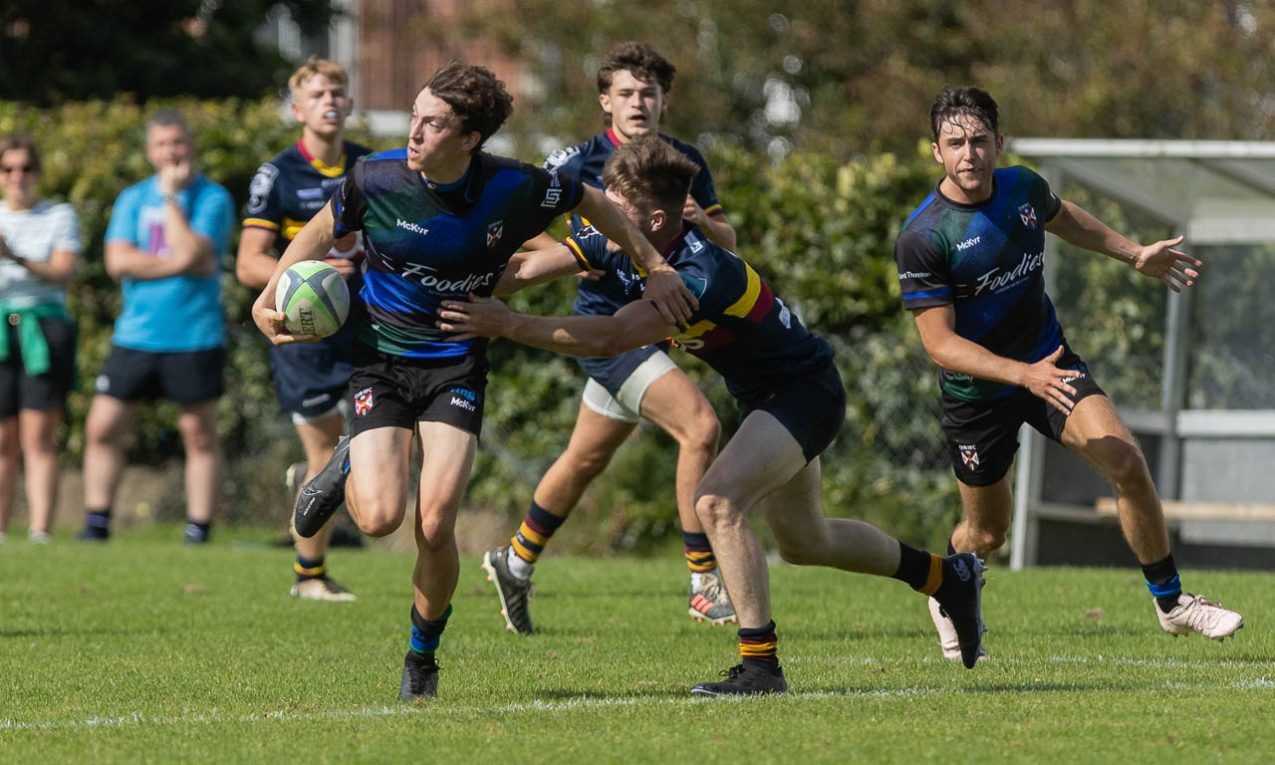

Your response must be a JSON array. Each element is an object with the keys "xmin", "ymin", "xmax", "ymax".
[{"xmin": 0, "ymin": 134, "xmax": 80, "ymax": 543}]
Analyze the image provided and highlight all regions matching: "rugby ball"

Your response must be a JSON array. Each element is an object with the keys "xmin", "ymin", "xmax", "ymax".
[{"xmin": 275, "ymin": 261, "xmax": 350, "ymax": 338}]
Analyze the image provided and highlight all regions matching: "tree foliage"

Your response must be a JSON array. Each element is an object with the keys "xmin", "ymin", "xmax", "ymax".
[{"xmin": 0, "ymin": 1, "xmax": 337, "ymax": 104}]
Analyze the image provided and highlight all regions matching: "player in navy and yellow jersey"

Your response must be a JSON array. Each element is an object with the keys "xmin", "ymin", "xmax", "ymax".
[
  {"xmin": 236, "ymin": 58, "xmax": 370, "ymax": 602},
  {"xmin": 250, "ymin": 62, "xmax": 697, "ymax": 701},
  {"xmin": 895, "ymin": 86, "xmax": 1242, "ymax": 659},
  {"xmin": 483, "ymin": 42, "xmax": 737, "ymax": 636},
  {"xmin": 439, "ymin": 136, "xmax": 989, "ymax": 696}
]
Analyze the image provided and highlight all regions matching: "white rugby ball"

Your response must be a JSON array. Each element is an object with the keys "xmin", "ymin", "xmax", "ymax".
[{"xmin": 275, "ymin": 261, "xmax": 350, "ymax": 338}]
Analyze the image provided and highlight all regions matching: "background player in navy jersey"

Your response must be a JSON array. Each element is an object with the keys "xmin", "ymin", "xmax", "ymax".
[
  {"xmin": 439, "ymin": 137, "xmax": 989, "ymax": 696},
  {"xmin": 483, "ymin": 42, "xmax": 738, "ymax": 636},
  {"xmin": 236, "ymin": 58, "xmax": 369, "ymax": 602},
  {"xmin": 895, "ymin": 86, "xmax": 1243, "ymax": 660},
  {"xmin": 250, "ymin": 62, "xmax": 696, "ymax": 701}
]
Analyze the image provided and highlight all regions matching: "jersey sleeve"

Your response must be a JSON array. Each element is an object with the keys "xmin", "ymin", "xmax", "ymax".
[
  {"xmin": 894, "ymin": 228, "xmax": 954, "ymax": 310},
  {"xmin": 562, "ymin": 219, "xmax": 616, "ymax": 272},
  {"xmin": 104, "ymin": 186, "xmax": 141, "ymax": 246},
  {"xmin": 243, "ymin": 162, "xmax": 282, "ymax": 232},
  {"xmin": 1038, "ymin": 172, "xmax": 1063, "ymax": 222},
  {"xmin": 523, "ymin": 165, "xmax": 584, "ymax": 238},
  {"xmin": 51, "ymin": 203, "xmax": 82, "ymax": 254},
  {"xmin": 542, "ymin": 143, "xmax": 585, "ymax": 178},
  {"xmin": 331, "ymin": 158, "xmax": 368, "ymax": 237}
]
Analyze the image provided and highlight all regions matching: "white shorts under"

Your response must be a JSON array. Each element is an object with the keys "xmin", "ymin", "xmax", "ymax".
[
  {"xmin": 290, "ymin": 397, "xmax": 351, "ymax": 427},
  {"xmin": 580, "ymin": 350, "xmax": 678, "ymax": 424}
]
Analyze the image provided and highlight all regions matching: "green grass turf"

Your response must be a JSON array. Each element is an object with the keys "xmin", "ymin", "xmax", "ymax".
[{"xmin": 1, "ymin": 525, "xmax": 1271, "ymax": 763}]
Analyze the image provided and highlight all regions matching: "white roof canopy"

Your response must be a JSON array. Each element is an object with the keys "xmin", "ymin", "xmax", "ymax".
[{"xmin": 1008, "ymin": 139, "xmax": 1275, "ymax": 245}]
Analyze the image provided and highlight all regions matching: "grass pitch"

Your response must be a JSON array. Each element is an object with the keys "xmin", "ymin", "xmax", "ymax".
[{"xmin": 1, "ymin": 525, "xmax": 1271, "ymax": 763}]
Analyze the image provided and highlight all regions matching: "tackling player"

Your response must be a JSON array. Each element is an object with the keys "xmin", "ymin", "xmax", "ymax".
[
  {"xmin": 236, "ymin": 58, "xmax": 370, "ymax": 601},
  {"xmin": 251, "ymin": 62, "xmax": 697, "ymax": 701},
  {"xmin": 483, "ymin": 42, "xmax": 737, "ymax": 635},
  {"xmin": 438, "ymin": 136, "xmax": 989, "ymax": 695},
  {"xmin": 894, "ymin": 86, "xmax": 1243, "ymax": 660}
]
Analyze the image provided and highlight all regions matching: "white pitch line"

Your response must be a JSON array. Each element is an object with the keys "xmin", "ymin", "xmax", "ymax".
[{"xmin": 1, "ymin": 673, "xmax": 1270, "ymax": 733}]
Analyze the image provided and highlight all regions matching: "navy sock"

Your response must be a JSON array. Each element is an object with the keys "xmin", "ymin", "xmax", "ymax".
[
  {"xmin": 739, "ymin": 620, "xmax": 779, "ymax": 668},
  {"xmin": 947, "ymin": 535, "xmax": 957, "ymax": 555},
  {"xmin": 409, "ymin": 604, "xmax": 452, "ymax": 660},
  {"xmin": 295, "ymin": 554, "xmax": 325, "ymax": 582},
  {"xmin": 893, "ymin": 541, "xmax": 942, "ymax": 594},
  {"xmin": 81, "ymin": 509, "xmax": 111, "ymax": 539},
  {"xmin": 1142, "ymin": 554, "xmax": 1182, "ymax": 614},
  {"xmin": 184, "ymin": 521, "xmax": 211, "ymax": 544}
]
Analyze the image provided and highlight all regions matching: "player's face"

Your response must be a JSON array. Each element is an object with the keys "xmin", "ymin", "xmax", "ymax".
[
  {"xmin": 291, "ymin": 74, "xmax": 351, "ymax": 138},
  {"xmin": 600, "ymin": 70, "xmax": 666, "ymax": 142},
  {"xmin": 145, "ymin": 123, "xmax": 194, "ymax": 171},
  {"xmin": 0, "ymin": 148, "xmax": 38, "ymax": 207},
  {"xmin": 406, "ymin": 88, "xmax": 479, "ymax": 178},
  {"xmin": 931, "ymin": 113, "xmax": 1003, "ymax": 204}
]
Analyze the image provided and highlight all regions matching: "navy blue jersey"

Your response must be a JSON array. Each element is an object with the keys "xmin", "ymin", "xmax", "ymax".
[
  {"xmin": 332, "ymin": 149, "xmax": 582, "ymax": 359},
  {"xmin": 895, "ymin": 166, "xmax": 1064, "ymax": 401},
  {"xmin": 570, "ymin": 222, "xmax": 833, "ymax": 400},
  {"xmin": 244, "ymin": 140, "xmax": 372, "ymax": 243},
  {"xmin": 545, "ymin": 129, "xmax": 724, "ymax": 319}
]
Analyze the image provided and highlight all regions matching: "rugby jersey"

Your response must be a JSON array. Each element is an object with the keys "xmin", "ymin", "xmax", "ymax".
[
  {"xmin": 894, "ymin": 166, "xmax": 1063, "ymax": 401},
  {"xmin": 332, "ymin": 148, "xmax": 582, "ymax": 358},
  {"xmin": 546, "ymin": 129, "xmax": 724, "ymax": 318},
  {"xmin": 569, "ymin": 221, "xmax": 833, "ymax": 400}
]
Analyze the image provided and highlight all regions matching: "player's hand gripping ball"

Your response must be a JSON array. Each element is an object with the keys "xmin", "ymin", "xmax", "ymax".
[{"xmin": 275, "ymin": 261, "xmax": 350, "ymax": 338}]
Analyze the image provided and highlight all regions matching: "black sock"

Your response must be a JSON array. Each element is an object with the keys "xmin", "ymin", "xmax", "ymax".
[
  {"xmin": 892, "ymin": 541, "xmax": 942, "ymax": 594},
  {"xmin": 82, "ymin": 509, "xmax": 111, "ymax": 539},
  {"xmin": 947, "ymin": 535, "xmax": 957, "ymax": 556},
  {"xmin": 1141, "ymin": 553, "xmax": 1182, "ymax": 614},
  {"xmin": 409, "ymin": 604, "xmax": 452, "ymax": 661}
]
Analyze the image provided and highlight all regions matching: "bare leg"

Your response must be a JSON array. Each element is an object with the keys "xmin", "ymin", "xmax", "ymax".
[
  {"xmin": 82, "ymin": 395, "xmax": 136, "ymax": 513},
  {"xmin": 531, "ymin": 401, "xmax": 634, "ymax": 518},
  {"xmin": 178, "ymin": 401, "xmax": 221, "ymax": 524},
  {"xmin": 950, "ymin": 473, "xmax": 1014, "ymax": 557},
  {"xmin": 292, "ymin": 413, "xmax": 345, "ymax": 558},
  {"xmin": 19, "ymin": 408, "xmax": 63, "ymax": 535},
  {"xmin": 0, "ymin": 417, "xmax": 17, "ymax": 534},
  {"xmin": 344, "ymin": 426, "xmax": 413, "ymax": 536},
  {"xmin": 1062, "ymin": 394, "xmax": 1169, "ymax": 564},
  {"xmin": 411, "ymin": 421, "xmax": 477, "ymax": 620},
  {"xmin": 637, "ymin": 369, "xmax": 720, "ymax": 535}
]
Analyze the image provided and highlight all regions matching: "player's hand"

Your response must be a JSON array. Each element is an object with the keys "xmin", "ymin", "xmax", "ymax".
[
  {"xmin": 1021, "ymin": 345, "xmax": 1079, "ymax": 414},
  {"xmin": 577, "ymin": 268, "xmax": 606, "ymax": 282},
  {"xmin": 643, "ymin": 266, "xmax": 697, "ymax": 326},
  {"xmin": 437, "ymin": 294, "xmax": 512, "ymax": 341},
  {"xmin": 323, "ymin": 256, "xmax": 357, "ymax": 279},
  {"xmin": 252, "ymin": 295, "xmax": 320, "ymax": 346},
  {"xmin": 1132, "ymin": 235, "xmax": 1201, "ymax": 293},
  {"xmin": 683, "ymin": 195, "xmax": 705, "ymax": 226}
]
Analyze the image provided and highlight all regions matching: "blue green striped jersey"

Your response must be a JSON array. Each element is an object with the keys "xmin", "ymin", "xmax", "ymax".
[
  {"xmin": 894, "ymin": 166, "xmax": 1063, "ymax": 401},
  {"xmin": 332, "ymin": 149, "xmax": 582, "ymax": 358},
  {"xmin": 569, "ymin": 221, "xmax": 833, "ymax": 400}
]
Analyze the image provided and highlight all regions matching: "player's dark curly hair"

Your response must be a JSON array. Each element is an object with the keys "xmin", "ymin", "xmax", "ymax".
[
  {"xmin": 602, "ymin": 135, "xmax": 698, "ymax": 214},
  {"xmin": 597, "ymin": 42, "xmax": 676, "ymax": 95},
  {"xmin": 930, "ymin": 86, "xmax": 1000, "ymax": 140},
  {"xmin": 422, "ymin": 61, "xmax": 514, "ymax": 148}
]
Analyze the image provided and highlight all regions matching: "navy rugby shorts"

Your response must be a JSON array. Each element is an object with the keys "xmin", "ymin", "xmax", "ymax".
[
  {"xmin": 348, "ymin": 342, "xmax": 488, "ymax": 437},
  {"xmin": 738, "ymin": 360, "xmax": 847, "ymax": 463}
]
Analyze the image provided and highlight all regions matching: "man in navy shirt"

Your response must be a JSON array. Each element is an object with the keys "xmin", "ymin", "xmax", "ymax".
[
  {"xmin": 439, "ymin": 137, "xmax": 989, "ymax": 695},
  {"xmin": 237, "ymin": 57, "xmax": 371, "ymax": 602},
  {"xmin": 895, "ymin": 86, "xmax": 1243, "ymax": 659},
  {"xmin": 484, "ymin": 42, "xmax": 738, "ymax": 636},
  {"xmin": 251, "ymin": 62, "xmax": 695, "ymax": 702}
]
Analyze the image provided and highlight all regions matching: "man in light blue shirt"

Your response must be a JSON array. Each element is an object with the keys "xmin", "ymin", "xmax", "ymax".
[{"xmin": 78, "ymin": 110, "xmax": 234, "ymax": 544}]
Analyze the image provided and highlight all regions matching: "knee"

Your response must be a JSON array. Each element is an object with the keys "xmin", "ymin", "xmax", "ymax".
[
  {"xmin": 677, "ymin": 408, "xmax": 721, "ymax": 455},
  {"xmin": 566, "ymin": 447, "xmax": 614, "ymax": 481},
  {"xmin": 1102, "ymin": 441, "xmax": 1151, "ymax": 488},
  {"xmin": 0, "ymin": 425, "xmax": 18, "ymax": 460},
  {"xmin": 416, "ymin": 512, "xmax": 457, "ymax": 553},
  {"xmin": 694, "ymin": 491, "xmax": 740, "ymax": 529},
  {"xmin": 356, "ymin": 511, "xmax": 400, "ymax": 538},
  {"xmin": 179, "ymin": 419, "xmax": 219, "ymax": 454}
]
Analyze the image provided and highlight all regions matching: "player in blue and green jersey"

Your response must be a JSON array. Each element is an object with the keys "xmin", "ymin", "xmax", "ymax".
[
  {"xmin": 895, "ymin": 86, "xmax": 1242, "ymax": 659},
  {"xmin": 236, "ymin": 58, "xmax": 370, "ymax": 603},
  {"xmin": 250, "ymin": 62, "xmax": 697, "ymax": 702},
  {"xmin": 439, "ymin": 136, "xmax": 989, "ymax": 695},
  {"xmin": 484, "ymin": 42, "xmax": 737, "ymax": 635}
]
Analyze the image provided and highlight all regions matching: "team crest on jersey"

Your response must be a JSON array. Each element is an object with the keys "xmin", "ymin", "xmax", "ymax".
[
  {"xmin": 487, "ymin": 220, "xmax": 504, "ymax": 248},
  {"xmin": 354, "ymin": 387, "xmax": 374, "ymax": 417},
  {"xmin": 1018, "ymin": 203, "xmax": 1038, "ymax": 229},
  {"xmin": 542, "ymin": 172, "xmax": 563, "ymax": 208},
  {"xmin": 958, "ymin": 444, "xmax": 981, "ymax": 470},
  {"xmin": 246, "ymin": 164, "xmax": 279, "ymax": 214}
]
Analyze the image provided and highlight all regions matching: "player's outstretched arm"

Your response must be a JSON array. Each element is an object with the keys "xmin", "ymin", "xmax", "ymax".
[
  {"xmin": 913, "ymin": 305, "xmax": 1079, "ymax": 414},
  {"xmin": 1046, "ymin": 200, "xmax": 1201, "ymax": 292},
  {"xmin": 574, "ymin": 185, "xmax": 697, "ymax": 325},
  {"xmin": 438, "ymin": 296, "xmax": 673, "ymax": 357},
  {"xmin": 251, "ymin": 202, "xmax": 336, "ymax": 347},
  {"xmin": 236, "ymin": 227, "xmax": 280, "ymax": 289},
  {"xmin": 492, "ymin": 244, "xmax": 585, "ymax": 296}
]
